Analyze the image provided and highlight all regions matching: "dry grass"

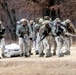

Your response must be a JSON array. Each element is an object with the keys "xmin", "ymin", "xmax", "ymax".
[
  {"xmin": 0, "ymin": 46, "xmax": 76, "ymax": 75},
  {"xmin": 0, "ymin": 61, "xmax": 76, "ymax": 75}
]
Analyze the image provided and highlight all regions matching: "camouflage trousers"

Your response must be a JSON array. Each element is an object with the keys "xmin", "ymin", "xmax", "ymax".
[
  {"xmin": 0, "ymin": 38, "xmax": 5, "ymax": 58},
  {"xmin": 43, "ymin": 35, "xmax": 53, "ymax": 56},
  {"xmin": 55, "ymin": 36, "xmax": 63, "ymax": 55},
  {"xmin": 64, "ymin": 36, "xmax": 71, "ymax": 53},
  {"xmin": 52, "ymin": 37, "xmax": 57, "ymax": 53},
  {"xmin": 19, "ymin": 35, "xmax": 29, "ymax": 56}
]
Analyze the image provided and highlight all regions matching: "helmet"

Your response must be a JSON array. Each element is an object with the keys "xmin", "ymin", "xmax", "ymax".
[
  {"xmin": 30, "ymin": 20, "xmax": 34, "ymax": 23},
  {"xmin": 20, "ymin": 18, "xmax": 26, "ymax": 22},
  {"xmin": 44, "ymin": 16, "xmax": 50, "ymax": 20},
  {"xmin": 65, "ymin": 19, "xmax": 71, "ymax": 23},
  {"xmin": 55, "ymin": 18, "xmax": 61, "ymax": 23},
  {"xmin": 50, "ymin": 18, "xmax": 52, "ymax": 21},
  {"xmin": 17, "ymin": 18, "xmax": 28, "ymax": 25},
  {"xmin": 43, "ymin": 20, "xmax": 50, "ymax": 25},
  {"xmin": 20, "ymin": 18, "xmax": 29, "ymax": 23},
  {"xmin": 39, "ymin": 18, "xmax": 44, "ymax": 23}
]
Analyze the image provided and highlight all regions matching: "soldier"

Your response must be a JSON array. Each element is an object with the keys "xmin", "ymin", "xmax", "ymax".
[
  {"xmin": 16, "ymin": 19, "xmax": 30, "ymax": 57},
  {"xmin": 39, "ymin": 20, "xmax": 53, "ymax": 57},
  {"xmin": 55, "ymin": 21, "xmax": 66, "ymax": 57},
  {"xmin": 38, "ymin": 18, "xmax": 45, "ymax": 55},
  {"xmin": 51, "ymin": 18, "xmax": 61, "ymax": 55},
  {"xmin": 16, "ymin": 19, "xmax": 27, "ymax": 42},
  {"xmin": 28, "ymin": 20, "xmax": 35, "ymax": 55},
  {"xmin": 34, "ymin": 22, "xmax": 40, "ymax": 55},
  {"xmin": 33, "ymin": 18, "xmax": 44, "ymax": 55},
  {"xmin": 0, "ymin": 21, "xmax": 5, "ymax": 59},
  {"xmin": 63, "ymin": 19, "xmax": 76, "ymax": 55},
  {"xmin": 44, "ymin": 16, "xmax": 56, "ymax": 55}
]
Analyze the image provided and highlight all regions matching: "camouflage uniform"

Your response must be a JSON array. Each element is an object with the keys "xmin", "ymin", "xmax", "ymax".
[
  {"xmin": 0, "ymin": 21, "xmax": 5, "ymax": 58},
  {"xmin": 28, "ymin": 20, "xmax": 35, "ymax": 55},
  {"xmin": 63, "ymin": 19, "xmax": 76, "ymax": 55},
  {"xmin": 33, "ymin": 18, "xmax": 44, "ymax": 55},
  {"xmin": 16, "ymin": 19, "xmax": 30, "ymax": 57},
  {"xmin": 50, "ymin": 18, "xmax": 61, "ymax": 55},
  {"xmin": 55, "ymin": 22, "xmax": 66, "ymax": 57},
  {"xmin": 39, "ymin": 20, "xmax": 53, "ymax": 57},
  {"xmin": 33, "ymin": 23, "xmax": 41, "ymax": 55}
]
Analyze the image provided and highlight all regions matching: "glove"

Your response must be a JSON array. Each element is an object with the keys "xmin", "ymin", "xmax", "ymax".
[
  {"xmin": 52, "ymin": 34, "xmax": 55, "ymax": 37},
  {"xmin": 20, "ymin": 35, "xmax": 24, "ymax": 38},
  {"xmin": 43, "ymin": 30, "xmax": 48, "ymax": 36},
  {"xmin": 30, "ymin": 38, "xmax": 33, "ymax": 41},
  {"xmin": 0, "ymin": 29, "xmax": 5, "ymax": 35},
  {"xmin": 56, "ymin": 31, "xmax": 62, "ymax": 36},
  {"xmin": 0, "ymin": 36, "xmax": 3, "ymax": 39},
  {"xmin": 2, "ymin": 28, "xmax": 5, "ymax": 32}
]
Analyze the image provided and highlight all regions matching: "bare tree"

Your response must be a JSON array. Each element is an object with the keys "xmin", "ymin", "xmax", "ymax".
[{"xmin": 0, "ymin": 0, "xmax": 17, "ymax": 40}]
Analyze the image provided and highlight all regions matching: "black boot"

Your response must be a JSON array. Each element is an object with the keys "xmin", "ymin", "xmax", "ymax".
[
  {"xmin": 42, "ymin": 51, "xmax": 45, "ymax": 55},
  {"xmin": 64, "ymin": 51, "xmax": 70, "ymax": 55},
  {"xmin": 53, "ymin": 52, "xmax": 56, "ymax": 56},
  {"xmin": 20, "ymin": 53, "xmax": 23, "ymax": 57},
  {"xmin": 35, "ymin": 51, "xmax": 39, "ymax": 55},
  {"xmin": 29, "ymin": 50, "xmax": 33, "ymax": 55},
  {"xmin": 58, "ymin": 53, "xmax": 64, "ymax": 57},
  {"xmin": 24, "ymin": 52, "xmax": 30, "ymax": 57},
  {"xmin": 46, "ymin": 53, "xmax": 52, "ymax": 58},
  {"xmin": 39, "ymin": 53, "xmax": 44, "ymax": 57}
]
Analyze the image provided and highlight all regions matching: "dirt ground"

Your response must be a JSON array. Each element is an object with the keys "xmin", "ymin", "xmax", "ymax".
[{"xmin": 0, "ymin": 46, "xmax": 76, "ymax": 75}]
